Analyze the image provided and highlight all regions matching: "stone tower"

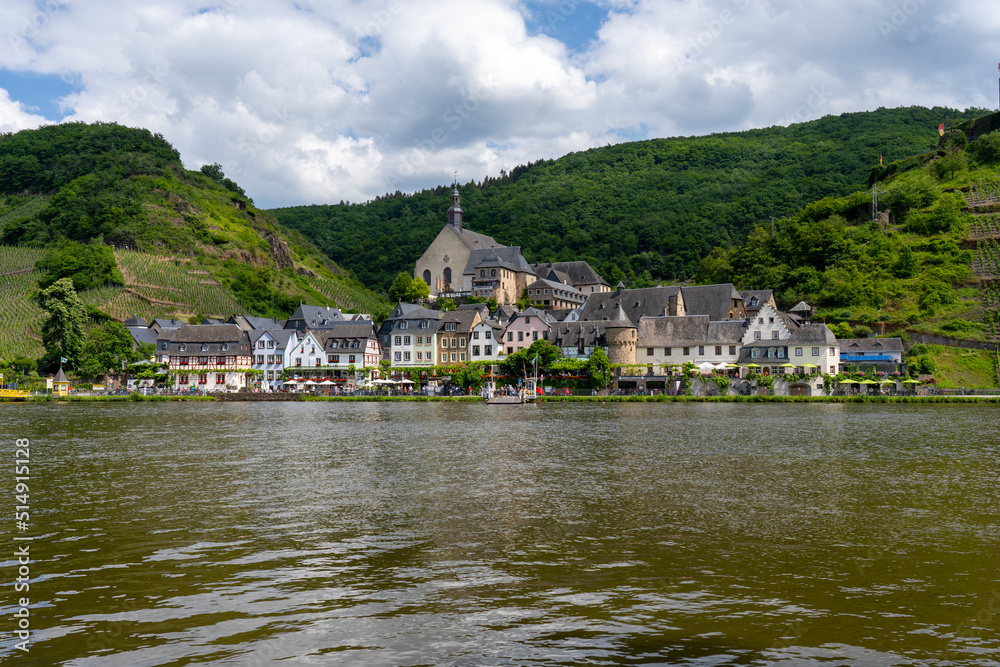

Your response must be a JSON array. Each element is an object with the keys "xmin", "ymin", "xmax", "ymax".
[
  {"xmin": 605, "ymin": 303, "xmax": 637, "ymax": 372},
  {"xmin": 447, "ymin": 184, "xmax": 463, "ymax": 231}
]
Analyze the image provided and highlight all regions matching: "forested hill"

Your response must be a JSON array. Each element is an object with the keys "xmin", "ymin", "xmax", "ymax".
[{"xmin": 271, "ymin": 106, "xmax": 987, "ymax": 293}]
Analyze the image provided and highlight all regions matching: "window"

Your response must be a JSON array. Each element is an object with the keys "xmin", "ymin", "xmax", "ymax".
[
  {"xmin": 257, "ymin": 341, "xmax": 265, "ymax": 349},
  {"xmin": 267, "ymin": 355, "xmax": 274, "ymax": 364},
  {"xmin": 395, "ymin": 352, "xmax": 401, "ymax": 361},
  {"xmin": 812, "ymin": 347, "xmax": 820, "ymax": 356},
  {"xmin": 216, "ymin": 374, "xmax": 226, "ymax": 384},
  {"xmin": 459, "ymin": 338, "xmax": 466, "ymax": 347},
  {"xmin": 180, "ymin": 344, "xmax": 187, "ymax": 352},
  {"xmin": 423, "ymin": 270, "xmax": 431, "ymax": 285},
  {"xmin": 443, "ymin": 267, "xmax": 452, "ymax": 284},
  {"xmin": 480, "ymin": 270, "xmax": 485, "ymax": 277},
  {"xmin": 394, "ymin": 336, "xmax": 401, "ymax": 346},
  {"xmin": 420, "ymin": 321, "xmax": 428, "ymax": 329},
  {"xmin": 267, "ymin": 371, "xmax": 274, "ymax": 380},
  {"xmin": 778, "ymin": 349, "xmax": 785, "ymax": 358},
  {"xmin": 400, "ymin": 321, "xmax": 407, "ymax": 330},
  {"xmin": 647, "ymin": 347, "xmax": 654, "ymax": 356},
  {"xmin": 473, "ymin": 331, "xmax": 479, "ymax": 340},
  {"xmin": 403, "ymin": 336, "xmax": 411, "ymax": 345},
  {"xmin": 161, "ymin": 342, "xmax": 167, "ymax": 350},
  {"xmin": 796, "ymin": 347, "xmax": 803, "ymax": 357},
  {"xmin": 754, "ymin": 331, "xmax": 761, "ymax": 340},
  {"xmin": 485, "ymin": 345, "xmax": 492, "ymax": 355},
  {"xmin": 769, "ymin": 317, "xmax": 774, "ymax": 324},
  {"xmin": 416, "ymin": 352, "xmax": 423, "ymax": 361},
  {"xmin": 491, "ymin": 269, "xmax": 496, "ymax": 277},
  {"xmin": 331, "ymin": 355, "xmax": 339, "ymax": 364},
  {"xmin": 218, "ymin": 356, "xmax": 227, "ymax": 365},
  {"xmin": 275, "ymin": 355, "xmax": 282, "ymax": 364},
  {"xmin": 772, "ymin": 331, "xmax": 779, "ymax": 339},
  {"xmin": 508, "ymin": 332, "xmax": 513, "ymax": 342},
  {"xmin": 518, "ymin": 331, "xmax": 524, "ymax": 341},
  {"xmin": 532, "ymin": 331, "xmax": 538, "ymax": 341},
  {"xmin": 450, "ymin": 353, "xmax": 456, "ymax": 362},
  {"xmin": 729, "ymin": 346, "xmax": 736, "ymax": 355},
  {"xmin": 446, "ymin": 322, "xmax": 457, "ymax": 331},
  {"xmin": 257, "ymin": 355, "xmax": 264, "ymax": 364},
  {"xmin": 485, "ymin": 331, "xmax": 491, "ymax": 340},
  {"xmin": 699, "ymin": 346, "xmax": 705, "ymax": 355},
  {"xmin": 829, "ymin": 347, "xmax": 836, "ymax": 356},
  {"xmin": 442, "ymin": 338, "xmax": 449, "ymax": 348},
  {"xmin": 450, "ymin": 338, "xmax": 457, "ymax": 348},
  {"xmin": 752, "ymin": 349, "xmax": 758, "ymax": 358},
  {"xmin": 665, "ymin": 347, "xmax": 672, "ymax": 356},
  {"xmin": 525, "ymin": 317, "xmax": 531, "ymax": 324},
  {"xmin": 180, "ymin": 356, "xmax": 189, "ymax": 365},
  {"xmin": 179, "ymin": 374, "xmax": 189, "ymax": 384},
  {"xmin": 758, "ymin": 318, "xmax": 763, "ymax": 325},
  {"xmin": 715, "ymin": 346, "xmax": 722, "ymax": 356},
  {"xmin": 403, "ymin": 352, "xmax": 411, "ymax": 361},
  {"xmin": 349, "ymin": 355, "xmax": 356, "ymax": 364},
  {"xmin": 460, "ymin": 353, "xmax": 466, "ymax": 362},
  {"xmin": 268, "ymin": 340, "xmax": 274, "ymax": 348},
  {"xmin": 198, "ymin": 374, "xmax": 207, "ymax": 384},
  {"xmin": 683, "ymin": 347, "xmax": 690, "ymax": 355},
  {"xmin": 473, "ymin": 345, "xmax": 481, "ymax": 356}
]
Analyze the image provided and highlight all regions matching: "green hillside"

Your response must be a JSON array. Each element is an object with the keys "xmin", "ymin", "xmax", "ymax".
[
  {"xmin": 272, "ymin": 106, "xmax": 988, "ymax": 293},
  {"xmin": 697, "ymin": 111, "xmax": 1000, "ymax": 349},
  {"xmin": 0, "ymin": 122, "xmax": 388, "ymax": 361}
]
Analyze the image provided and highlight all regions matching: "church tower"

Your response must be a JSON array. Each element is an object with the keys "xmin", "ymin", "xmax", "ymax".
[{"xmin": 447, "ymin": 185, "xmax": 463, "ymax": 231}]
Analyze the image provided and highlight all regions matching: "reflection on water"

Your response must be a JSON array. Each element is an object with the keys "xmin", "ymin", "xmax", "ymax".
[{"xmin": 2, "ymin": 401, "xmax": 999, "ymax": 665}]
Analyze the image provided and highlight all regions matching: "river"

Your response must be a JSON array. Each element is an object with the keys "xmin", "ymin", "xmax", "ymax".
[{"xmin": 1, "ymin": 401, "xmax": 999, "ymax": 665}]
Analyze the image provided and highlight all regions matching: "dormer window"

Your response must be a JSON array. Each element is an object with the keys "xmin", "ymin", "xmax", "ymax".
[
  {"xmin": 222, "ymin": 344, "xmax": 228, "ymax": 351},
  {"xmin": 750, "ymin": 296, "xmax": 758, "ymax": 306},
  {"xmin": 203, "ymin": 344, "xmax": 209, "ymax": 351},
  {"xmin": 180, "ymin": 344, "xmax": 187, "ymax": 352},
  {"xmin": 400, "ymin": 321, "xmax": 407, "ymax": 330}
]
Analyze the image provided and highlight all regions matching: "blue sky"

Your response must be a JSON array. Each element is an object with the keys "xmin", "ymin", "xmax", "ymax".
[{"xmin": 1, "ymin": 0, "xmax": 998, "ymax": 208}]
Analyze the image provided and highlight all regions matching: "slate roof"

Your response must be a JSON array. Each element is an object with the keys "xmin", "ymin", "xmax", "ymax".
[
  {"xmin": 128, "ymin": 327, "xmax": 159, "ymax": 348},
  {"xmin": 637, "ymin": 316, "xmax": 711, "ymax": 346},
  {"xmin": 787, "ymin": 323, "xmax": 836, "ymax": 345},
  {"xmin": 231, "ymin": 315, "xmax": 286, "ymax": 330},
  {"xmin": 54, "ymin": 367, "xmax": 69, "ymax": 383},
  {"xmin": 286, "ymin": 304, "xmax": 347, "ymax": 329},
  {"xmin": 838, "ymin": 337, "xmax": 903, "ymax": 352},
  {"xmin": 379, "ymin": 303, "xmax": 442, "ymax": 335},
  {"xmin": 530, "ymin": 261, "xmax": 608, "ymax": 287},
  {"xmin": 440, "ymin": 308, "xmax": 481, "ymax": 329},
  {"xmin": 250, "ymin": 328, "xmax": 296, "ymax": 348},
  {"xmin": 123, "ymin": 314, "xmax": 148, "ymax": 328},
  {"xmin": 527, "ymin": 277, "xmax": 584, "ymax": 298},
  {"xmin": 551, "ymin": 321, "xmax": 610, "ymax": 348},
  {"xmin": 443, "ymin": 223, "xmax": 502, "ymax": 252},
  {"xmin": 740, "ymin": 290, "xmax": 773, "ymax": 312},
  {"xmin": 170, "ymin": 324, "xmax": 248, "ymax": 344},
  {"xmin": 577, "ymin": 286, "xmax": 681, "ymax": 322},
  {"xmin": 680, "ymin": 284, "xmax": 744, "ymax": 321},
  {"xmin": 323, "ymin": 322, "xmax": 379, "ymax": 350},
  {"xmin": 493, "ymin": 305, "xmax": 518, "ymax": 325},
  {"xmin": 464, "ymin": 246, "xmax": 535, "ymax": 275}
]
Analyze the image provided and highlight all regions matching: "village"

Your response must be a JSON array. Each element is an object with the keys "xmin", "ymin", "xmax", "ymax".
[{"xmin": 39, "ymin": 184, "xmax": 913, "ymax": 400}]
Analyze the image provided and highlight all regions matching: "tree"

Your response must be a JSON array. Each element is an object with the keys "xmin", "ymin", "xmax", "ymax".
[
  {"xmin": 453, "ymin": 364, "xmax": 485, "ymax": 393},
  {"xmin": 437, "ymin": 297, "xmax": 457, "ymax": 311},
  {"xmin": 36, "ymin": 241, "xmax": 125, "ymax": 291},
  {"xmin": 587, "ymin": 348, "xmax": 611, "ymax": 390},
  {"xmin": 78, "ymin": 321, "xmax": 146, "ymax": 380},
  {"xmin": 388, "ymin": 272, "xmax": 430, "ymax": 303},
  {"xmin": 38, "ymin": 278, "xmax": 88, "ymax": 372},
  {"xmin": 516, "ymin": 288, "xmax": 531, "ymax": 310}
]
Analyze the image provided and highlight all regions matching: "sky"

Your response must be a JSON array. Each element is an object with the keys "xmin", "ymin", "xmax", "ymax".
[{"xmin": 1, "ymin": 0, "xmax": 998, "ymax": 209}]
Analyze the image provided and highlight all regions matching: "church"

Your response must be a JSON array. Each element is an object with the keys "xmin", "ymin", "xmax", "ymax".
[{"xmin": 413, "ymin": 184, "xmax": 608, "ymax": 307}]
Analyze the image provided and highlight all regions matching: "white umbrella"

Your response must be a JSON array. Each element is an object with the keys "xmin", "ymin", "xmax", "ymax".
[
  {"xmin": 714, "ymin": 362, "xmax": 730, "ymax": 370},
  {"xmin": 319, "ymin": 380, "xmax": 335, "ymax": 386},
  {"xmin": 698, "ymin": 362, "xmax": 716, "ymax": 373},
  {"xmin": 304, "ymin": 380, "xmax": 317, "ymax": 386},
  {"xmin": 282, "ymin": 380, "xmax": 299, "ymax": 385},
  {"xmin": 399, "ymin": 379, "xmax": 415, "ymax": 385}
]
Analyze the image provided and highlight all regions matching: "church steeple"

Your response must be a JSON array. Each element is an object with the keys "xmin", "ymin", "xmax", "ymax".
[{"xmin": 447, "ymin": 180, "xmax": 463, "ymax": 231}]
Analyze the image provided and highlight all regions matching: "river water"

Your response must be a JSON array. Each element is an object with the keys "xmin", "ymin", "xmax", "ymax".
[{"xmin": 1, "ymin": 401, "xmax": 999, "ymax": 666}]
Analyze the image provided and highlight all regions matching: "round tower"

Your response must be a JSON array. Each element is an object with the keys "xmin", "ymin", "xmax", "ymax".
[{"xmin": 605, "ymin": 303, "xmax": 637, "ymax": 371}]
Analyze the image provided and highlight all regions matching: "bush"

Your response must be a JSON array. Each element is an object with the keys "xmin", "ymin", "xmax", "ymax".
[{"xmin": 971, "ymin": 130, "xmax": 1000, "ymax": 163}]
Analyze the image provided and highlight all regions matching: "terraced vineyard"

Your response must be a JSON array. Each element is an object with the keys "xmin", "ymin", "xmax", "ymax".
[
  {"xmin": 113, "ymin": 251, "xmax": 245, "ymax": 319},
  {"xmin": 307, "ymin": 274, "xmax": 389, "ymax": 314},
  {"xmin": 0, "ymin": 246, "xmax": 47, "ymax": 359}
]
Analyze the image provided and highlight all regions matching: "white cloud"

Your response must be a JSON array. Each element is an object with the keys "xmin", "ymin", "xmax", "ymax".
[
  {"xmin": 0, "ymin": 88, "xmax": 50, "ymax": 132},
  {"xmin": 0, "ymin": 0, "xmax": 996, "ymax": 206}
]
